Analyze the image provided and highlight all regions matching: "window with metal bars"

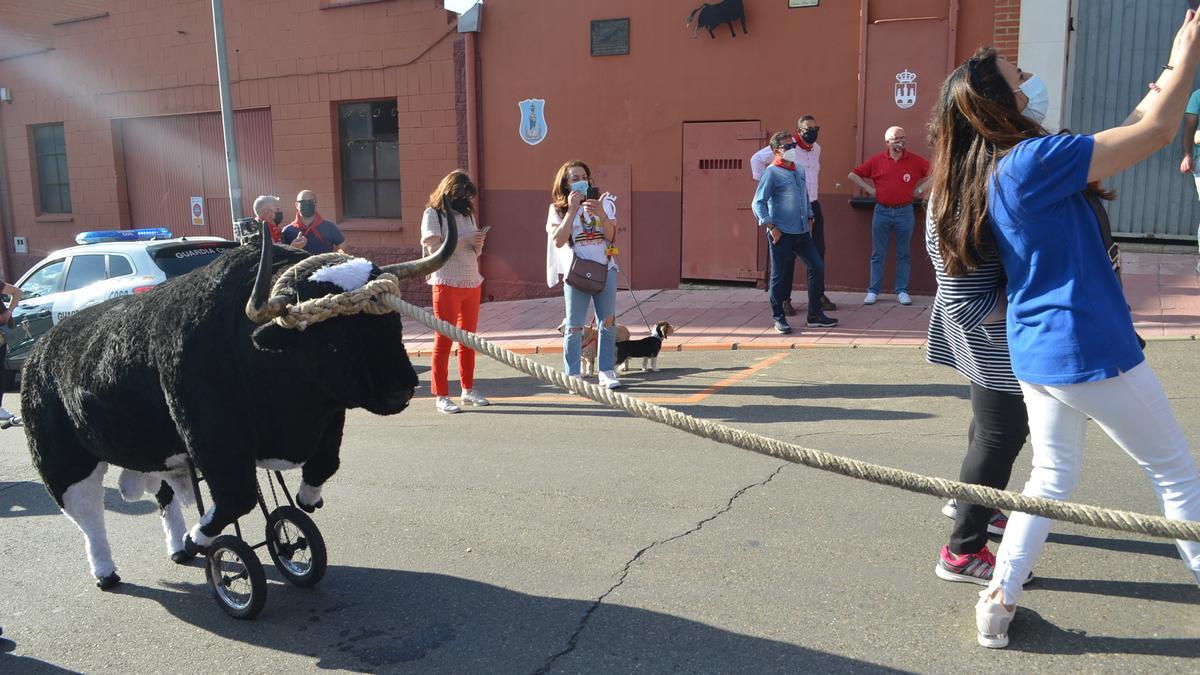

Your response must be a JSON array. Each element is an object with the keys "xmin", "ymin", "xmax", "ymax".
[
  {"xmin": 33, "ymin": 123, "xmax": 71, "ymax": 214},
  {"xmin": 338, "ymin": 100, "xmax": 400, "ymax": 219}
]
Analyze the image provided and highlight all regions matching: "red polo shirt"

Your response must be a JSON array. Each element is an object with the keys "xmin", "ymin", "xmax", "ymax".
[{"xmin": 852, "ymin": 149, "xmax": 930, "ymax": 207}]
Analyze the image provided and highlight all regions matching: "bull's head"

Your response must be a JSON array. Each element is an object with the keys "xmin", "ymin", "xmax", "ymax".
[{"xmin": 243, "ymin": 200, "xmax": 457, "ymax": 414}]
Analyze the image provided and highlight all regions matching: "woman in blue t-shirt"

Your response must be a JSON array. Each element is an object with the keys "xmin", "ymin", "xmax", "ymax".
[{"xmin": 928, "ymin": 15, "xmax": 1200, "ymax": 649}]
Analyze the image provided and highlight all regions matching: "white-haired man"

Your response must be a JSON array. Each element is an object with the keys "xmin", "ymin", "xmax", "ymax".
[
  {"xmin": 848, "ymin": 126, "xmax": 930, "ymax": 305},
  {"xmin": 249, "ymin": 194, "xmax": 284, "ymax": 243}
]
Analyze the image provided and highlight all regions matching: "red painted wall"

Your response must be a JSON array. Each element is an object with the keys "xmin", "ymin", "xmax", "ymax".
[{"xmin": 476, "ymin": 0, "xmax": 1004, "ymax": 300}]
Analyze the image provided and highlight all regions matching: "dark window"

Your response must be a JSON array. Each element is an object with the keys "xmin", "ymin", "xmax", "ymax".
[
  {"xmin": 19, "ymin": 259, "xmax": 66, "ymax": 299},
  {"xmin": 33, "ymin": 123, "xmax": 71, "ymax": 214},
  {"xmin": 107, "ymin": 255, "xmax": 133, "ymax": 277},
  {"xmin": 338, "ymin": 100, "xmax": 400, "ymax": 219},
  {"xmin": 64, "ymin": 254, "xmax": 107, "ymax": 292}
]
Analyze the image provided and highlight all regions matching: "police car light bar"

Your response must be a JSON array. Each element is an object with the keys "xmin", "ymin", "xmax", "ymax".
[{"xmin": 75, "ymin": 227, "xmax": 174, "ymax": 245}]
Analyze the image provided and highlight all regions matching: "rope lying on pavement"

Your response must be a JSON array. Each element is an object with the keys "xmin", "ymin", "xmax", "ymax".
[{"xmin": 382, "ymin": 296, "xmax": 1200, "ymax": 543}]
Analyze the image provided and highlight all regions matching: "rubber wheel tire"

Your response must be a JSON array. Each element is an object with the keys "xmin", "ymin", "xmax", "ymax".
[
  {"xmin": 265, "ymin": 505, "xmax": 327, "ymax": 587},
  {"xmin": 204, "ymin": 534, "xmax": 267, "ymax": 619}
]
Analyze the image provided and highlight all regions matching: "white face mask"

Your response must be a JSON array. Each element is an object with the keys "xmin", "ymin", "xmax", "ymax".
[
  {"xmin": 781, "ymin": 148, "xmax": 798, "ymax": 163},
  {"xmin": 1018, "ymin": 74, "xmax": 1049, "ymax": 124}
]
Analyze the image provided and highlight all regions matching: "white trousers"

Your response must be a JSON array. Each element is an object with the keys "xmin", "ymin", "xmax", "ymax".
[{"xmin": 988, "ymin": 361, "xmax": 1200, "ymax": 603}]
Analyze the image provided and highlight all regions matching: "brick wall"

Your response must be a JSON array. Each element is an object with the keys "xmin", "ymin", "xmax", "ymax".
[
  {"xmin": 0, "ymin": 0, "xmax": 466, "ymax": 275},
  {"xmin": 993, "ymin": 0, "xmax": 1021, "ymax": 61}
]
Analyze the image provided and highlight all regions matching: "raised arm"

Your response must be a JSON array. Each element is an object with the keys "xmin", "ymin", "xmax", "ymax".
[{"xmin": 1090, "ymin": 10, "xmax": 1200, "ymax": 183}]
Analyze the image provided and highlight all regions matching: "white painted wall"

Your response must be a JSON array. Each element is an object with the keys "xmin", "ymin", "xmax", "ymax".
[{"xmin": 1018, "ymin": 0, "xmax": 1072, "ymax": 131}]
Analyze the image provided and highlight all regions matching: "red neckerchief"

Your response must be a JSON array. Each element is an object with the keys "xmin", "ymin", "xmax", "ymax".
[
  {"xmin": 794, "ymin": 132, "xmax": 814, "ymax": 152},
  {"xmin": 772, "ymin": 157, "xmax": 796, "ymax": 171},
  {"xmin": 258, "ymin": 219, "xmax": 282, "ymax": 243},
  {"xmin": 289, "ymin": 212, "xmax": 329, "ymax": 246}
]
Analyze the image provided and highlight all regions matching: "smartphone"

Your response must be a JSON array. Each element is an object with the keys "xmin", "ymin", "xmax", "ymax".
[
  {"xmin": 586, "ymin": 186, "xmax": 601, "ymax": 200},
  {"xmin": 480, "ymin": 226, "xmax": 491, "ymax": 234}
]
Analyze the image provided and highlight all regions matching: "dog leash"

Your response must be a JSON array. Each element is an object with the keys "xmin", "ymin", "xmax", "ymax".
[{"xmin": 613, "ymin": 257, "xmax": 654, "ymax": 335}]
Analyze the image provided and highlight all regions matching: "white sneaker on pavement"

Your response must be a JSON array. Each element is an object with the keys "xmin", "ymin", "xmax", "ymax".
[
  {"xmin": 863, "ymin": 292, "xmax": 878, "ymax": 305},
  {"xmin": 0, "ymin": 407, "xmax": 13, "ymax": 421},
  {"xmin": 435, "ymin": 396, "xmax": 461, "ymax": 414},
  {"xmin": 598, "ymin": 370, "xmax": 623, "ymax": 390},
  {"xmin": 898, "ymin": 291, "xmax": 913, "ymax": 305},
  {"xmin": 461, "ymin": 389, "xmax": 490, "ymax": 406}
]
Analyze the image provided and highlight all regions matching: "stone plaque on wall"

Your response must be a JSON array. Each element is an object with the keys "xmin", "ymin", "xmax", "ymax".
[{"xmin": 591, "ymin": 18, "xmax": 630, "ymax": 57}]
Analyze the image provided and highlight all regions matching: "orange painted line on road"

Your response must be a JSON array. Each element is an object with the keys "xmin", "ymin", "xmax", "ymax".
[{"xmin": 485, "ymin": 351, "xmax": 790, "ymax": 405}]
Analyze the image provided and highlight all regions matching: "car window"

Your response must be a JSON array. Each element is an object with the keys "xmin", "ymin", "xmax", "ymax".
[
  {"xmin": 64, "ymin": 254, "xmax": 108, "ymax": 292},
  {"xmin": 107, "ymin": 255, "xmax": 133, "ymax": 277},
  {"xmin": 19, "ymin": 259, "xmax": 66, "ymax": 299},
  {"xmin": 150, "ymin": 242, "xmax": 235, "ymax": 277}
]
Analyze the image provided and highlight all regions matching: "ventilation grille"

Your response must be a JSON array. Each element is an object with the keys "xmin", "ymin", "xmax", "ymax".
[{"xmin": 699, "ymin": 158, "xmax": 743, "ymax": 171}]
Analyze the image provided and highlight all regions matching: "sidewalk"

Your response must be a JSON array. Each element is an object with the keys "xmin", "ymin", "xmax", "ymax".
[{"xmin": 404, "ymin": 252, "xmax": 1200, "ymax": 356}]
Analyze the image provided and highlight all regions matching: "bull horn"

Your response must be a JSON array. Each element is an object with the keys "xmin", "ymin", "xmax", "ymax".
[
  {"xmin": 378, "ymin": 196, "xmax": 457, "ymax": 280},
  {"xmin": 245, "ymin": 228, "xmax": 285, "ymax": 323}
]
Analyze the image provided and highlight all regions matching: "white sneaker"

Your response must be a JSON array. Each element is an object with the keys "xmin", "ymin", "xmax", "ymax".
[
  {"xmin": 975, "ymin": 591, "xmax": 1016, "ymax": 649},
  {"xmin": 598, "ymin": 370, "xmax": 623, "ymax": 390},
  {"xmin": 435, "ymin": 396, "xmax": 461, "ymax": 414},
  {"xmin": 0, "ymin": 407, "xmax": 13, "ymax": 421},
  {"xmin": 863, "ymin": 292, "xmax": 878, "ymax": 305},
  {"xmin": 461, "ymin": 389, "xmax": 490, "ymax": 406},
  {"xmin": 898, "ymin": 291, "xmax": 913, "ymax": 305}
]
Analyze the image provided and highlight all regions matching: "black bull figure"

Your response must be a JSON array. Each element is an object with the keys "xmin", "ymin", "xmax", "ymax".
[{"xmin": 23, "ymin": 210, "xmax": 456, "ymax": 589}]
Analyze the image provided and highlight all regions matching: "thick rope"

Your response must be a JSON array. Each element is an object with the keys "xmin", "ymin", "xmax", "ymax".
[
  {"xmin": 270, "ymin": 273, "xmax": 400, "ymax": 330},
  {"xmin": 381, "ymin": 295, "xmax": 1200, "ymax": 543}
]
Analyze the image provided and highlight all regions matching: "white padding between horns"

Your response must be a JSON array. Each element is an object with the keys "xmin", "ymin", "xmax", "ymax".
[{"xmin": 308, "ymin": 258, "xmax": 374, "ymax": 292}]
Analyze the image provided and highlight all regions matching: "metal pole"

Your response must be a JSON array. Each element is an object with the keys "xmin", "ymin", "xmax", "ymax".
[{"xmin": 211, "ymin": 0, "xmax": 243, "ymax": 230}]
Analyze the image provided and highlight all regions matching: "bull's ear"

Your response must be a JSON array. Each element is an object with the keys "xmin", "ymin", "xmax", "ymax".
[{"xmin": 251, "ymin": 323, "xmax": 297, "ymax": 352}]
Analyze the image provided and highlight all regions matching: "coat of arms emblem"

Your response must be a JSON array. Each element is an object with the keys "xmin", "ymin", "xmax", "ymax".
[
  {"xmin": 518, "ymin": 99, "xmax": 547, "ymax": 146},
  {"xmin": 894, "ymin": 69, "xmax": 917, "ymax": 110}
]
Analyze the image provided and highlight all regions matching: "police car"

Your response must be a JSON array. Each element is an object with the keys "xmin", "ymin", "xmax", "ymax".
[{"xmin": 3, "ymin": 228, "xmax": 236, "ymax": 387}]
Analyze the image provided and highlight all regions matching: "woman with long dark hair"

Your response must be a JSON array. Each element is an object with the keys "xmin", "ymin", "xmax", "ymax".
[
  {"xmin": 421, "ymin": 169, "xmax": 489, "ymax": 414},
  {"xmin": 928, "ymin": 12, "xmax": 1200, "ymax": 648}
]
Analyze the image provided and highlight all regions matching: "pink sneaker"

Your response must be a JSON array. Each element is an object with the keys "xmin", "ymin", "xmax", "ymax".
[{"xmin": 936, "ymin": 545, "xmax": 996, "ymax": 585}]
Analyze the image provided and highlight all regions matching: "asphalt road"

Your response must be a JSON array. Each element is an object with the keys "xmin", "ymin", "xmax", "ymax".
[{"xmin": 2, "ymin": 342, "xmax": 1199, "ymax": 673}]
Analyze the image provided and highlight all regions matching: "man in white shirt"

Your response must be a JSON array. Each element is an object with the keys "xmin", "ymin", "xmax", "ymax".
[{"xmin": 751, "ymin": 115, "xmax": 836, "ymax": 313}]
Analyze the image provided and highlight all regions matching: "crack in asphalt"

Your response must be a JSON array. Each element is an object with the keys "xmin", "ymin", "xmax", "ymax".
[{"xmin": 533, "ymin": 463, "xmax": 788, "ymax": 675}]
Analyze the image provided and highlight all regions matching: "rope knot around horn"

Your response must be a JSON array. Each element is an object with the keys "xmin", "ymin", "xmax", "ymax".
[{"xmin": 271, "ymin": 272, "xmax": 402, "ymax": 331}]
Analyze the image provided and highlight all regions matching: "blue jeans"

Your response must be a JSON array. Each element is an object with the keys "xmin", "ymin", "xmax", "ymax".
[
  {"xmin": 563, "ymin": 269, "xmax": 618, "ymax": 375},
  {"xmin": 768, "ymin": 231, "xmax": 825, "ymax": 323},
  {"xmin": 869, "ymin": 204, "xmax": 915, "ymax": 294}
]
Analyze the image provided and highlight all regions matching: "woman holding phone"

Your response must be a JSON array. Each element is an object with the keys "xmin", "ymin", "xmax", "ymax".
[
  {"xmin": 546, "ymin": 159, "xmax": 622, "ymax": 389},
  {"xmin": 421, "ymin": 169, "xmax": 490, "ymax": 414},
  {"xmin": 928, "ymin": 10, "xmax": 1200, "ymax": 649}
]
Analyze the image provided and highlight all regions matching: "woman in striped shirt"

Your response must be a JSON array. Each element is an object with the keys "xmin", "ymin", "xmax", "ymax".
[{"xmin": 925, "ymin": 201, "xmax": 1028, "ymax": 586}]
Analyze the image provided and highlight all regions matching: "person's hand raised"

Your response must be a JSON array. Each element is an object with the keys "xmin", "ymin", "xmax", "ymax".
[
  {"xmin": 291, "ymin": 234, "xmax": 308, "ymax": 250},
  {"xmin": 1168, "ymin": 9, "xmax": 1200, "ymax": 70},
  {"xmin": 567, "ymin": 190, "xmax": 585, "ymax": 211}
]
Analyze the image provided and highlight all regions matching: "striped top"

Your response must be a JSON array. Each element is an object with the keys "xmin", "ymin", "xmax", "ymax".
[
  {"xmin": 924, "ymin": 206, "xmax": 1021, "ymax": 395},
  {"xmin": 420, "ymin": 207, "xmax": 483, "ymax": 288}
]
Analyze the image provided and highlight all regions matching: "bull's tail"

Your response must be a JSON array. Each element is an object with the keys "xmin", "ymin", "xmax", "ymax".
[{"xmin": 686, "ymin": 5, "xmax": 704, "ymax": 25}]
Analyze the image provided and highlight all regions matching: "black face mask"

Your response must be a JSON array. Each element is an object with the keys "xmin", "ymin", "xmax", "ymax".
[
  {"xmin": 451, "ymin": 198, "xmax": 471, "ymax": 214},
  {"xmin": 801, "ymin": 129, "xmax": 819, "ymax": 144},
  {"xmin": 273, "ymin": 210, "xmax": 284, "ymax": 226},
  {"xmin": 298, "ymin": 200, "xmax": 316, "ymax": 218}
]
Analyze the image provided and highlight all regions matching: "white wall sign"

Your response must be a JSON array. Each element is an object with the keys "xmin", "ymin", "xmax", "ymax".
[
  {"xmin": 190, "ymin": 196, "xmax": 205, "ymax": 227},
  {"xmin": 895, "ymin": 69, "xmax": 917, "ymax": 109},
  {"xmin": 518, "ymin": 99, "xmax": 547, "ymax": 146}
]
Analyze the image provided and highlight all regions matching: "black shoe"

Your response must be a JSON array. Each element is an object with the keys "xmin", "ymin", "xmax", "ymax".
[
  {"xmin": 806, "ymin": 314, "xmax": 838, "ymax": 328},
  {"xmin": 773, "ymin": 320, "xmax": 793, "ymax": 334},
  {"xmin": 821, "ymin": 295, "xmax": 837, "ymax": 312},
  {"xmin": 782, "ymin": 300, "xmax": 798, "ymax": 317}
]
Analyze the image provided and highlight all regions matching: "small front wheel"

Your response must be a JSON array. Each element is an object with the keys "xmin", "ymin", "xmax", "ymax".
[
  {"xmin": 265, "ymin": 506, "xmax": 327, "ymax": 587},
  {"xmin": 205, "ymin": 535, "xmax": 267, "ymax": 619}
]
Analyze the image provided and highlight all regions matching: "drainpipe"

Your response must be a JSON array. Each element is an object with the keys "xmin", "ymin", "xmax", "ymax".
[
  {"xmin": 459, "ymin": 2, "xmax": 482, "ymax": 186},
  {"xmin": 0, "ymin": 99, "xmax": 14, "ymax": 280}
]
